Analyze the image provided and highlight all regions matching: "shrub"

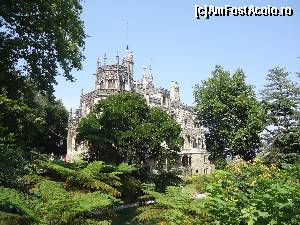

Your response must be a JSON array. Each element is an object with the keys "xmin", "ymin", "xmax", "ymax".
[{"xmin": 136, "ymin": 159, "xmax": 300, "ymax": 225}]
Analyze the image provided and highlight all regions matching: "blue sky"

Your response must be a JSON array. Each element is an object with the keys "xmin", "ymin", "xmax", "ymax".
[{"xmin": 54, "ymin": 0, "xmax": 300, "ymax": 110}]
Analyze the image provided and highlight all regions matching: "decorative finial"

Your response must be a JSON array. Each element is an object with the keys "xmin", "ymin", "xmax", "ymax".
[
  {"xmin": 126, "ymin": 45, "xmax": 129, "ymax": 51},
  {"xmin": 69, "ymin": 108, "xmax": 73, "ymax": 120},
  {"xmin": 103, "ymin": 53, "xmax": 107, "ymax": 66},
  {"xmin": 116, "ymin": 51, "xmax": 119, "ymax": 65},
  {"xmin": 81, "ymin": 88, "xmax": 84, "ymax": 96},
  {"xmin": 142, "ymin": 66, "xmax": 146, "ymax": 74},
  {"xmin": 148, "ymin": 65, "xmax": 153, "ymax": 76},
  {"xmin": 97, "ymin": 57, "xmax": 100, "ymax": 67}
]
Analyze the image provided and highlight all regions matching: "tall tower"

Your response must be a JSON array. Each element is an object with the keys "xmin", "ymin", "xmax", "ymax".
[
  {"xmin": 94, "ymin": 47, "xmax": 134, "ymax": 92},
  {"xmin": 170, "ymin": 81, "xmax": 180, "ymax": 102},
  {"xmin": 122, "ymin": 46, "xmax": 134, "ymax": 91},
  {"xmin": 141, "ymin": 65, "xmax": 154, "ymax": 89}
]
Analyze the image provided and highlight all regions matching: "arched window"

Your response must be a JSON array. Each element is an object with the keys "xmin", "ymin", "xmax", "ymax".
[
  {"xmin": 182, "ymin": 155, "xmax": 189, "ymax": 167},
  {"xmin": 185, "ymin": 135, "xmax": 190, "ymax": 148},
  {"xmin": 198, "ymin": 138, "xmax": 202, "ymax": 148},
  {"xmin": 108, "ymin": 80, "xmax": 115, "ymax": 89},
  {"xmin": 192, "ymin": 138, "xmax": 197, "ymax": 148}
]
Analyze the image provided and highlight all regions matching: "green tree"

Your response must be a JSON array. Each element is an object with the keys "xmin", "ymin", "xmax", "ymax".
[
  {"xmin": 0, "ymin": 136, "xmax": 28, "ymax": 188},
  {"xmin": 261, "ymin": 67, "xmax": 300, "ymax": 154},
  {"xmin": 0, "ymin": 0, "xmax": 86, "ymax": 150},
  {"xmin": 32, "ymin": 95, "xmax": 69, "ymax": 155},
  {"xmin": 0, "ymin": 0, "xmax": 86, "ymax": 97},
  {"xmin": 0, "ymin": 92, "xmax": 68, "ymax": 155},
  {"xmin": 194, "ymin": 66, "xmax": 265, "ymax": 165},
  {"xmin": 0, "ymin": 0, "xmax": 85, "ymax": 179},
  {"xmin": 77, "ymin": 93, "xmax": 182, "ymax": 167},
  {"xmin": 0, "ymin": 95, "xmax": 42, "ymax": 150}
]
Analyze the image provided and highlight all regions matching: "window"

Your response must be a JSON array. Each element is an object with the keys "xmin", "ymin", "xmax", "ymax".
[
  {"xmin": 192, "ymin": 138, "xmax": 197, "ymax": 148},
  {"xmin": 182, "ymin": 155, "xmax": 188, "ymax": 167},
  {"xmin": 186, "ymin": 135, "xmax": 190, "ymax": 148},
  {"xmin": 198, "ymin": 138, "xmax": 202, "ymax": 148},
  {"xmin": 184, "ymin": 118, "xmax": 188, "ymax": 127},
  {"xmin": 99, "ymin": 81, "xmax": 105, "ymax": 89},
  {"xmin": 108, "ymin": 80, "xmax": 115, "ymax": 89},
  {"xmin": 162, "ymin": 96, "xmax": 167, "ymax": 105}
]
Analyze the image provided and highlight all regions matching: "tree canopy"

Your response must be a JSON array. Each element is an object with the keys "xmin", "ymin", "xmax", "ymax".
[
  {"xmin": 77, "ymin": 93, "xmax": 183, "ymax": 167},
  {"xmin": 194, "ymin": 66, "xmax": 265, "ymax": 165},
  {"xmin": 0, "ymin": 0, "xmax": 86, "ymax": 97},
  {"xmin": 0, "ymin": 0, "xmax": 85, "ymax": 155},
  {"xmin": 260, "ymin": 67, "xmax": 300, "ymax": 154}
]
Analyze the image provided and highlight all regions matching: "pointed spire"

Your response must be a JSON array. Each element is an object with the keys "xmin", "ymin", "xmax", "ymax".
[
  {"xmin": 97, "ymin": 57, "xmax": 100, "ymax": 68},
  {"xmin": 103, "ymin": 53, "xmax": 107, "ymax": 66},
  {"xmin": 142, "ymin": 66, "xmax": 149, "ymax": 89},
  {"xmin": 123, "ymin": 46, "xmax": 133, "ymax": 65},
  {"xmin": 142, "ymin": 66, "xmax": 147, "ymax": 77},
  {"xmin": 116, "ymin": 51, "xmax": 119, "ymax": 65},
  {"xmin": 148, "ymin": 65, "xmax": 153, "ymax": 83},
  {"xmin": 125, "ymin": 45, "xmax": 130, "ymax": 55},
  {"xmin": 69, "ymin": 108, "xmax": 73, "ymax": 120},
  {"xmin": 81, "ymin": 88, "xmax": 84, "ymax": 96}
]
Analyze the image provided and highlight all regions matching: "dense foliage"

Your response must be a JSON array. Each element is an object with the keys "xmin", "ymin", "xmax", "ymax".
[
  {"xmin": 194, "ymin": 66, "xmax": 265, "ymax": 165},
  {"xmin": 77, "ymin": 92, "xmax": 183, "ymax": 166},
  {"xmin": 1, "ymin": 1, "xmax": 299, "ymax": 224},
  {"xmin": 0, "ymin": 0, "xmax": 86, "ymax": 96},
  {"xmin": 0, "ymin": 92, "xmax": 68, "ymax": 155},
  {"xmin": 0, "ymin": 159, "xmax": 136, "ymax": 225},
  {"xmin": 0, "ymin": 0, "xmax": 85, "ymax": 154},
  {"xmin": 136, "ymin": 159, "xmax": 300, "ymax": 225},
  {"xmin": 31, "ymin": 95, "xmax": 69, "ymax": 155},
  {"xmin": 0, "ymin": 136, "xmax": 28, "ymax": 188}
]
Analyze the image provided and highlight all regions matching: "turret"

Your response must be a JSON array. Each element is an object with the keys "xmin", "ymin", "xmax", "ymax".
[
  {"xmin": 123, "ymin": 45, "xmax": 134, "ymax": 75},
  {"xmin": 141, "ymin": 66, "xmax": 148, "ymax": 89},
  {"xmin": 170, "ymin": 81, "xmax": 180, "ymax": 102},
  {"xmin": 94, "ymin": 48, "xmax": 134, "ymax": 92},
  {"xmin": 68, "ymin": 108, "xmax": 73, "ymax": 121},
  {"xmin": 122, "ymin": 46, "xmax": 134, "ymax": 91},
  {"xmin": 141, "ymin": 65, "xmax": 154, "ymax": 89},
  {"xmin": 103, "ymin": 53, "xmax": 107, "ymax": 66}
]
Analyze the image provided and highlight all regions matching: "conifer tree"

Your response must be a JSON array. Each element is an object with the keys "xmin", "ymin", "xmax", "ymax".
[{"xmin": 261, "ymin": 67, "xmax": 300, "ymax": 154}]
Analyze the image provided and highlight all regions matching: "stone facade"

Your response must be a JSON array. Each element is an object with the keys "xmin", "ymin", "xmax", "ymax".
[{"xmin": 67, "ymin": 47, "xmax": 213, "ymax": 174}]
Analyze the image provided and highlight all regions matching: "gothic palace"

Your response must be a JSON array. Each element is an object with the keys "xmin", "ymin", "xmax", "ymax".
[{"xmin": 67, "ymin": 47, "xmax": 213, "ymax": 174}]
